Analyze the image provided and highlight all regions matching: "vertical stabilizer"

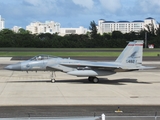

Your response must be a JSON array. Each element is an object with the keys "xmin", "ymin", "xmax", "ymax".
[{"xmin": 115, "ymin": 40, "xmax": 144, "ymax": 68}]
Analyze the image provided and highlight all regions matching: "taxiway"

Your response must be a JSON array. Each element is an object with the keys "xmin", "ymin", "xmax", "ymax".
[{"xmin": 0, "ymin": 57, "xmax": 160, "ymax": 118}]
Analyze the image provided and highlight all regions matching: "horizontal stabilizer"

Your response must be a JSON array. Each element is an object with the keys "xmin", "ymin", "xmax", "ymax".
[{"xmin": 139, "ymin": 66, "xmax": 156, "ymax": 70}]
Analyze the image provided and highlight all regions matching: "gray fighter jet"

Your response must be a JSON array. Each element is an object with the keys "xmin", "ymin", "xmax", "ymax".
[{"xmin": 4, "ymin": 40, "xmax": 153, "ymax": 83}]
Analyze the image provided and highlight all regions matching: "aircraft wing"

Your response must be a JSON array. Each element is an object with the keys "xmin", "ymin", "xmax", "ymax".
[
  {"xmin": 46, "ymin": 66, "xmax": 63, "ymax": 71},
  {"xmin": 60, "ymin": 62, "xmax": 121, "ymax": 70},
  {"xmin": 60, "ymin": 62, "xmax": 151, "ymax": 71}
]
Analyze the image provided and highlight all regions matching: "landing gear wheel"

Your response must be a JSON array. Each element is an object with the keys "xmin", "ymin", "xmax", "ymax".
[
  {"xmin": 50, "ymin": 71, "xmax": 56, "ymax": 83},
  {"xmin": 92, "ymin": 77, "xmax": 99, "ymax": 83},
  {"xmin": 88, "ymin": 77, "xmax": 93, "ymax": 82},
  {"xmin": 88, "ymin": 77, "xmax": 99, "ymax": 83},
  {"xmin": 51, "ymin": 79, "xmax": 56, "ymax": 83}
]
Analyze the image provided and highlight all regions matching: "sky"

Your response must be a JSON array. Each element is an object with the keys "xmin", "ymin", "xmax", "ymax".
[{"xmin": 0, "ymin": 0, "xmax": 160, "ymax": 29}]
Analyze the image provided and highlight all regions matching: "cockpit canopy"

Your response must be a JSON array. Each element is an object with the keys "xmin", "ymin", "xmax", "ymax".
[{"xmin": 29, "ymin": 55, "xmax": 58, "ymax": 61}]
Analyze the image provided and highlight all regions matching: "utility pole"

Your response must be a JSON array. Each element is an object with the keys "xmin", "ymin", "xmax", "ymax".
[{"xmin": 145, "ymin": 32, "xmax": 147, "ymax": 48}]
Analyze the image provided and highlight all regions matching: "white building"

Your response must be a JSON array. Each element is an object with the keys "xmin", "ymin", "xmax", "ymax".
[
  {"xmin": 0, "ymin": 15, "xmax": 5, "ymax": 30},
  {"xmin": 12, "ymin": 26, "xmax": 22, "ymax": 33},
  {"xmin": 98, "ymin": 17, "xmax": 158, "ymax": 34},
  {"xmin": 26, "ymin": 21, "xmax": 88, "ymax": 36},
  {"xmin": 59, "ymin": 26, "xmax": 88, "ymax": 36},
  {"xmin": 26, "ymin": 21, "xmax": 60, "ymax": 34}
]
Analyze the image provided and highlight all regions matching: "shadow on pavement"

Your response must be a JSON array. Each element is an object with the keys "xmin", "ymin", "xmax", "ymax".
[{"xmin": 7, "ymin": 78, "xmax": 151, "ymax": 85}]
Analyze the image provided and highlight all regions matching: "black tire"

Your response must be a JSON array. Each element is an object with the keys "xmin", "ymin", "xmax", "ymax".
[
  {"xmin": 88, "ymin": 77, "xmax": 99, "ymax": 83},
  {"xmin": 92, "ymin": 77, "xmax": 99, "ymax": 83},
  {"xmin": 88, "ymin": 76, "xmax": 94, "ymax": 82}
]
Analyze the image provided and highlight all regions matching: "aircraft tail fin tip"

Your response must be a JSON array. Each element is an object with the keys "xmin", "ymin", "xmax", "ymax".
[{"xmin": 115, "ymin": 40, "xmax": 144, "ymax": 66}]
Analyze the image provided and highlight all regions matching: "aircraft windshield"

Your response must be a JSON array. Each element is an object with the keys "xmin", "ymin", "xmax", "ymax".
[{"xmin": 29, "ymin": 55, "xmax": 58, "ymax": 61}]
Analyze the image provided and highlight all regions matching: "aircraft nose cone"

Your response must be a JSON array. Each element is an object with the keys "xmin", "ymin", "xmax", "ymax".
[
  {"xmin": 4, "ymin": 65, "xmax": 12, "ymax": 70},
  {"xmin": 4, "ymin": 63, "xmax": 21, "ymax": 71}
]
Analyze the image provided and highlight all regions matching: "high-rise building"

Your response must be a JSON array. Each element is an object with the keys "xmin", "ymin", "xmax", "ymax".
[
  {"xmin": 26, "ymin": 21, "xmax": 88, "ymax": 36},
  {"xmin": 98, "ymin": 17, "xmax": 158, "ymax": 34},
  {"xmin": 26, "ymin": 21, "xmax": 60, "ymax": 34},
  {"xmin": 0, "ymin": 15, "xmax": 5, "ymax": 30}
]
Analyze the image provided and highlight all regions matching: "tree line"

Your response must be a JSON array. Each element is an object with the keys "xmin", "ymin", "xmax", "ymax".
[{"xmin": 0, "ymin": 21, "xmax": 160, "ymax": 48}]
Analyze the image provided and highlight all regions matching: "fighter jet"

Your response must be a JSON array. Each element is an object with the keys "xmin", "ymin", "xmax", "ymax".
[{"xmin": 4, "ymin": 40, "xmax": 153, "ymax": 83}]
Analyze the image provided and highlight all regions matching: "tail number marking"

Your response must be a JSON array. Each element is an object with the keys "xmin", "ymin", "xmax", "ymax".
[{"xmin": 126, "ymin": 60, "xmax": 137, "ymax": 63}]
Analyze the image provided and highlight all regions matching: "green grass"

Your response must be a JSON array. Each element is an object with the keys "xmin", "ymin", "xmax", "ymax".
[
  {"xmin": 0, "ymin": 51, "xmax": 159, "ymax": 57},
  {"xmin": 143, "ymin": 52, "xmax": 160, "ymax": 56},
  {"xmin": 0, "ymin": 48, "xmax": 123, "ymax": 50},
  {"xmin": 0, "ymin": 52, "xmax": 120, "ymax": 57}
]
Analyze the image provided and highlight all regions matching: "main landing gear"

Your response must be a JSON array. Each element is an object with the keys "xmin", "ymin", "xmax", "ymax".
[
  {"xmin": 50, "ymin": 72, "xmax": 99, "ymax": 83},
  {"xmin": 88, "ymin": 76, "xmax": 99, "ymax": 83}
]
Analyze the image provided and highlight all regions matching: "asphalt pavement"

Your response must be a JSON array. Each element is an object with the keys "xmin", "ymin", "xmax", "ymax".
[{"xmin": 0, "ymin": 105, "xmax": 160, "ymax": 118}]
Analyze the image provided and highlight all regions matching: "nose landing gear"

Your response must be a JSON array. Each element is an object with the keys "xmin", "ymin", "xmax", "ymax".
[{"xmin": 51, "ymin": 71, "xmax": 56, "ymax": 83}]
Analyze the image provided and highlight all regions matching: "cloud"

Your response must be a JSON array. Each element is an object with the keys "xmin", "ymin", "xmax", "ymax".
[
  {"xmin": 135, "ymin": 0, "xmax": 160, "ymax": 14},
  {"xmin": 23, "ymin": 0, "xmax": 42, "ymax": 6},
  {"xmin": 0, "ymin": 0, "xmax": 160, "ymax": 28},
  {"xmin": 99, "ymin": 0, "xmax": 121, "ymax": 13},
  {"xmin": 72, "ymin": 0, "xmax": 94, "ymax": 10},
  {"xmin": 22, "ymin": 0, "xmax": 57, "ymax": 15}
]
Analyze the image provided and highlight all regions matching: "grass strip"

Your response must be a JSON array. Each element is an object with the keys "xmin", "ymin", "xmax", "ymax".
[{"xmin": 0, "ymin": 52, "xmax": 159, "ymax": 57}]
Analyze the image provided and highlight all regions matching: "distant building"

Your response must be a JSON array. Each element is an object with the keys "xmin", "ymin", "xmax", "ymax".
[
  {"xmin": 0, "ymin": 15, "xmax": 5, "ymax": 30},
  {"xmin": 98, "ymin": 17, "xmax": 158, "ymax": 34},
  {"xmin": 26, "ymin": 21, "xmax": 88, "ymax": 36},
  {"xmin": 59, "ymin": 26, "xmax": 88, "ymax": 36},
  {"xmin": 26, "ymin": 21, "xmax": 60, "ymax": 34},
  {"xmin": 12, "ymin": 26, "xmax": 22, "ymax": 33}
]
